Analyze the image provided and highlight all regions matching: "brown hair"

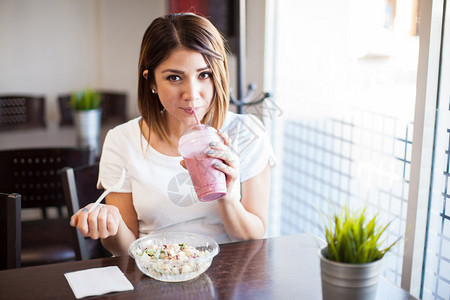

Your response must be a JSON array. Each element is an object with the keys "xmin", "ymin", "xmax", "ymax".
[{"xmin": 137, "ymin": 13, "xmax": 229, "ymax": 144}]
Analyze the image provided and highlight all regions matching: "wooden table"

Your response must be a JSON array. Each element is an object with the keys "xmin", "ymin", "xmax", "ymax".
[{"xmin": 0, "ymin": 234, "xmax": 416, "ymax": 299}]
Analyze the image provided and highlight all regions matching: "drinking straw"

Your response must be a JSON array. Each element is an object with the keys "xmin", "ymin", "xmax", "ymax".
[{"xmin": 192, "ymin": 109, "xmax": 201, "ymax": 125}]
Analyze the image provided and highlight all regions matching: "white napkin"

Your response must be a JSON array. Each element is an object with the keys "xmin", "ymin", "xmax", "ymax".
[{"xmin": 64, "ymin": 266, "xmax": 134, "ymax": 299}]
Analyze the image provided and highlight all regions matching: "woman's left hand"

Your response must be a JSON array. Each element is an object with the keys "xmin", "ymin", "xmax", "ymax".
[{"xmin": 207, "ymin": 130, "xmax": 240, "ymax": 202}]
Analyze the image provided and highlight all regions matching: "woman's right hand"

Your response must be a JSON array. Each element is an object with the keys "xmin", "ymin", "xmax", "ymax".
[{"xmin": 70, "ymin": 203, "xmax": 122, "ymax": 240}]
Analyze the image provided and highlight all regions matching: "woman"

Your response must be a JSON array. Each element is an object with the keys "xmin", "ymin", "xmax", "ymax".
[{"xmin": 70, "ymin": 13, "xmax": 275, "ymax": 256}]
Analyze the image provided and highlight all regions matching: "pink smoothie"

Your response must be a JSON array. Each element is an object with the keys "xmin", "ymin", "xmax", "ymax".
[{"xmin": 184, "ymin": 156, "xmax": 227, "ymax": 202}]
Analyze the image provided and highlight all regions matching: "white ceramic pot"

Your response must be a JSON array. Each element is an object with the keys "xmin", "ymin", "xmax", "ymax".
[
  {"xmin": 319, "ymin": 247, "xmax": 383, "ymax": 300},
  {"xmin": 74, "ymin": 109, "xmax": 102, "ymax": 155}
]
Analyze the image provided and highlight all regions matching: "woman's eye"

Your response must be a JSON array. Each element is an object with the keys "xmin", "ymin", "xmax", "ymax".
[
  {"xmin": 167, "ymin": 75, "xmax": 180, "ymax": 81},
  {"xmin": 199, "ymin": 72, "xmax": 212, "ymax": 79}
]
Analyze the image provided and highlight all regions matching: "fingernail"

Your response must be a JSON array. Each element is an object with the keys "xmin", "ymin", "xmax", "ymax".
[
  {"xmin": 82, "ymin": 208, "xmax": 88, "ymax": 213},
  {"xmin": 208, "ymin": 150, "xmax": 214, "ymax": 155},
  {"xmin": 209, "ymin": 141, "xmax": 216, "ymax": 146},
  {"xmin": 214, "ymin": 162, "xmax": 220, "ymax": 167}
]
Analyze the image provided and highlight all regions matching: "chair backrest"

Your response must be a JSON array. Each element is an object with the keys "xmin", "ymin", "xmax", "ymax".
[
  {"xmin": 0, "ymin": 95, "xmax": 46, "ymax": 131},
  {"xmin": 0, "ymin": 147, "xmax": 94, "ymax": 216},
  {"xmin": 61, "ymin": 164, "xmax": 110, "ymax": 260},
  {"xmin": 58, "ymin": 91, "xmax": 127, "ymax": 126},
  {"xmin": 0, "ymin": 193, "xmax": 21, "ymax": 270}
]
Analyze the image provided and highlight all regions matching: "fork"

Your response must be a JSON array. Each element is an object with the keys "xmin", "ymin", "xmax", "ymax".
[{"xmin": 88, "ymin": 168, "xmax": 126, "ymax": 213}]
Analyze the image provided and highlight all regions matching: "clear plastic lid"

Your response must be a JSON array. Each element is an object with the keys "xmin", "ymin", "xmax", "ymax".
[{"xmin": 178, "ymin": 124, "xmax": 220, "ymax": 156}]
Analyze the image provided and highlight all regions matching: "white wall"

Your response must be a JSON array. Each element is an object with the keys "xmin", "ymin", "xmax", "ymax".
[
  {"xmin": 0, "ymin": 0, "xmax": 166, "ymax": 121},
  {"xmin": 98, "ymin": 0, "xmax": 167, "ymax": 118},
  {"xmin": 0, "ymin": 0, "xmax": 264, "ymax": 122},
  {"xmin": 0, "ymin": 0, "xmax": 100, "ymax": 121}
]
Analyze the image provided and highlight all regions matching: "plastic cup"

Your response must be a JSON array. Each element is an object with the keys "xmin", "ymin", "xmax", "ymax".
[{"xmin": 178, "ymin": 124, "xmax": 227, "ymax": 202}]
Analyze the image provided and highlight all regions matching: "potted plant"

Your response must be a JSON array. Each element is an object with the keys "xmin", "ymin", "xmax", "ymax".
[
  {"xmin": 318, "ymin": 205, "xmax": 399, "ymax": 300},
  {"xmin": 71, "ymin": 88, "xmax": 101, "ymax": 111},
  {"xmin": 70, "ymin": 89, "xmax": 102, "ymax": 155}
]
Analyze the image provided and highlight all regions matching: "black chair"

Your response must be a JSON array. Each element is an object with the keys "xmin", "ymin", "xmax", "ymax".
[
  {"xmin": 58, "ymin": 91, "xmax": 127, "ymax": 126},
  {"xmin": 61, "ymin": 163, "xmax": 111, "ymax": 260},
  {"xmin": 0, "ymin": 193, "xmax": 21, "ymax": 270},
  {"xmin": 0, "ymin": 95, "xmax": 46, "ymax": 131},
  {"xmin": 0, "ymin": 147, "xmax": 94, "ymax": 266}
]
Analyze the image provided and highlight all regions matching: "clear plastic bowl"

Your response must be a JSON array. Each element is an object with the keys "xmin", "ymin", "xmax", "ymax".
[{"xmin": 128, "ymin": 232, "xmax": 220, "ymax": 282}]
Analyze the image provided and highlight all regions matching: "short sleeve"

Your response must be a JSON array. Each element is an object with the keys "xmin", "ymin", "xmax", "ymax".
[
  {"xmin": 224, "ymin": 114, "xmax": 276, "ymax": 183},
  {"xmin": 97, "ymin": 127, "xmax": 132, "ymax": 193}
]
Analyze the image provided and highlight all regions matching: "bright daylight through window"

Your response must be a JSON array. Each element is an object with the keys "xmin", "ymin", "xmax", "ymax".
[{"xmin": 263, "ymin": 1, "xmax": 448, "ymax": 299}]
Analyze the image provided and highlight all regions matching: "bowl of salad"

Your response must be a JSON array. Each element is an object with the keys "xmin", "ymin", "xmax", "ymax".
[{"xmin": 128, "ymin": 232, "xmax": 220, "ymax": 282}]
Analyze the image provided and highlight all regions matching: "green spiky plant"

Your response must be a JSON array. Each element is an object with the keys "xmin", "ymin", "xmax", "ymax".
[
  {"xmin": 70, "ymin": 89, "xmax": 101, "ymax": 110},
  {"xmin": 323, "ymin": 205, "xmax": 400, "ymax": 264}
]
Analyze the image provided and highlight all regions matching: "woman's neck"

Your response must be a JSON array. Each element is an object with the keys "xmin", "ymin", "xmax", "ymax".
[
  {"xmin": 165, "ymin": 114, "xmax": 193, "ymax": 140},
  {"xmin": 140, "ymin": 118, "xmax": 186, "ymax": 157}
]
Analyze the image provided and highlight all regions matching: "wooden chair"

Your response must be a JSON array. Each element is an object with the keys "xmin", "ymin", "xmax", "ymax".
[
  {"xmin": 0, "ymin": 193, "xmax": 21, "ymax": 270},
  {"xmin": 0, "ymin": 95, "xmax": 46, "ymax": 131},
  {"xmin": 61, "ymin": 163, "xmax": 111, "ymax": 260},
  {"xmin": 0, "ymin": 147, "xmax": 94, "ymax": 266},
  {"xmin": 58, "ymin": 91, "xmax": 127, "ymax": 126}
]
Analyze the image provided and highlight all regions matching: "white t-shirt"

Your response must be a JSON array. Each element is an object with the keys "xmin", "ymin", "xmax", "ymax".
[{"xmin": 97, "ymin": 111, "xmax": 276, "ymax": 243}]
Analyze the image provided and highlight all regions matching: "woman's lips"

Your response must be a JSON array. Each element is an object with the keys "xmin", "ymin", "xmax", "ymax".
[{"xmin": 181, "ymin": 107, "xmax": 198, "ymax": 114}]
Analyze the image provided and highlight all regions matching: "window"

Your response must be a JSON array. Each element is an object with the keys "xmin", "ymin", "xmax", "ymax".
[
  {"xmin": 421, "ymin": 2, "xmax": 450, "ymax": 298},
  {"xmin": 264, "ymin": 0, "xmax": 449, "ymax": 298}
]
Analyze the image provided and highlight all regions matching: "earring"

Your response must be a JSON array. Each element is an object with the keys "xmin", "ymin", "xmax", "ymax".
[{"xmin": 151, "ymin": 89, "xmax": 157, "ymax": 94}]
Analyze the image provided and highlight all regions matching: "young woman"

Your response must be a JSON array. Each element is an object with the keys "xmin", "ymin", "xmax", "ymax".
[{"xmin": 70, "ymin": 13, "xmax": 275, "ymax": 256}]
